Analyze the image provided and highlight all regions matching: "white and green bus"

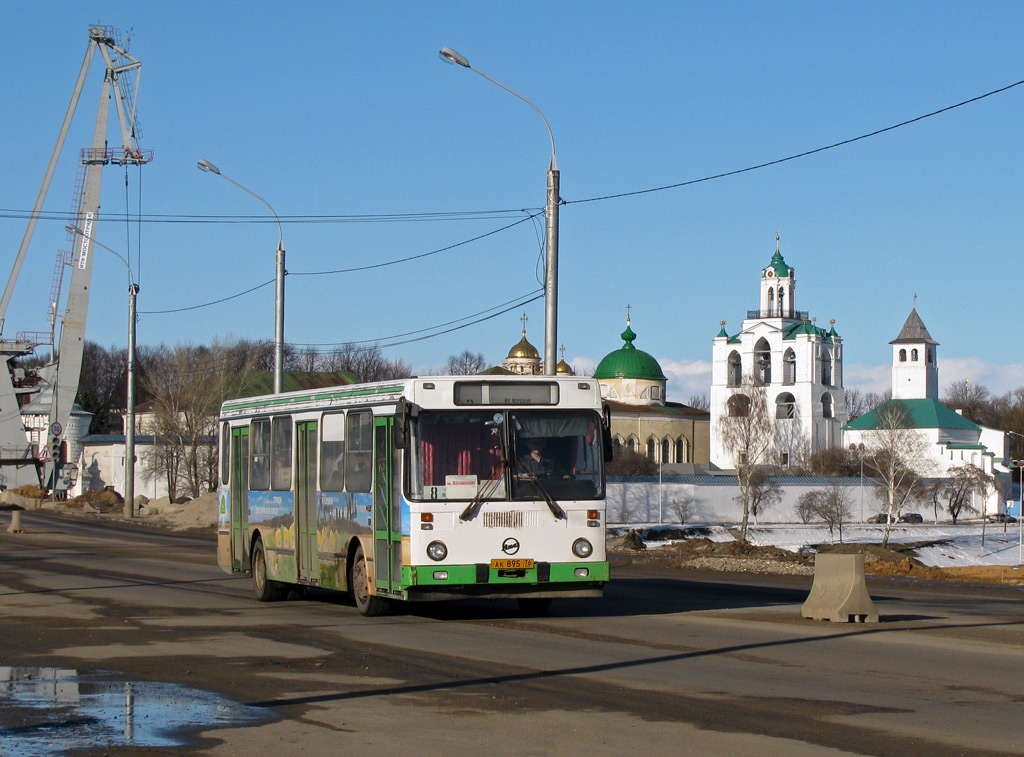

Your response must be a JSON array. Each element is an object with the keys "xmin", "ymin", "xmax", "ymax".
[{"xmin": 217, "ymin": 375, "xmax": 610, "ymax": 615}]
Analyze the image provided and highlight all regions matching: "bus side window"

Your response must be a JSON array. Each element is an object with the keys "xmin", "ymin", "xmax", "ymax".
[
  {"xmin": 272, "ymin": 416, "xmax": 293, "ymax": 491},
  {"xmin": 220, "ymin": 423, "xmax": 230, "ymax": 486},
  {"xmin": 320, "ymin": 411, "xmax": 345, "ymax": 492},
  {"xmin": 346, "ymin": 410, "xmax": 373, "ymax": 493},
  {"xmin": 250, "ymin": 419, "xmax": 271, "ymax": 490}
]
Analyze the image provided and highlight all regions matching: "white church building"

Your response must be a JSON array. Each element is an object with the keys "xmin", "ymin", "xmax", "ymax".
[
  {"xmin": 710, "ymin": 237, "xmax": 846, "ymax": 468},
  {"xmin": 843, "ymin": 306, "xmax": 1007, "ymax": 516}
]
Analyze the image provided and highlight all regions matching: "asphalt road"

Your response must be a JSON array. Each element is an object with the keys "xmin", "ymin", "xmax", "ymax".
[{"xmin": 1, "ymin": 510, "xmax": 1023, "ymax": 756}]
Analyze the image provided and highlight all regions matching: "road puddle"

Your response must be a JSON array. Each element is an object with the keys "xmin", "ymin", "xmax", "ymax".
[{"xmin": 0, "ymin": 666, "xmax": 269, "ymax": 754}]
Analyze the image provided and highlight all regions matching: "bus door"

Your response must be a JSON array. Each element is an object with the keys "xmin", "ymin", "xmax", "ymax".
[
  {"xmin": 230, "ymin": 427, "xmax": 249, "ymax": 572},
  {"xmin": 296, "ymin": 420, "xmax": 319, "ymax": 582},
  {"xmin": 373, "ymin": 416, "xmax": 402, "ymax": 594}
]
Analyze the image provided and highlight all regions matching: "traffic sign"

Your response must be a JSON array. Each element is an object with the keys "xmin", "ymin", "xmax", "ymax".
[{"xmin": 50, "ymin": 422, "xmax": 63, "ymax": 437}]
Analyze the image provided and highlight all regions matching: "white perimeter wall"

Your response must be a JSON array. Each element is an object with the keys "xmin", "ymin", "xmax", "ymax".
[{"xmin": 606, "ymin": 477, "xmax": 1001, "ymax": 525}]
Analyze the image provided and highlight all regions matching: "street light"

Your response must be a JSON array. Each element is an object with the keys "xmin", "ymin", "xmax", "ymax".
[
  {"xmin": 66, "ymin": 223, "xmax": 139, "ymax": 517},
  {"xmin": 197, "ymin": 159, "xmax": 286, "ymax": 393},
  {"xmin": 439, "ymin": 47, "xmax": 560, "ymax": 375}
]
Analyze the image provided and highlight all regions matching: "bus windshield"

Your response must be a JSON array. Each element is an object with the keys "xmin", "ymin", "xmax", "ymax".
[
  {"xmin": 407, "ymin": 409, "xmax": 604, "ymax": 502},
  {"xmin": 408, "ymin": 411, "xmax": 507, "ymax": 501},
  {"xmin": 509, "ymin": 410, "xmax": 604, "ymax": 501}
]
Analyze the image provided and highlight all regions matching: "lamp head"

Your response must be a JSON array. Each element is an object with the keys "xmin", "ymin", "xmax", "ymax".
[
  {"xmin": 197, "ymin": 159, "xmax": 221, "ymax": 174},
  {"xmin": 65, "ymin": 223, "xmax": 82, "ymax": 236},
  {"xmin": 439, "ymin": 47, "xmax": 470, "ymax": 68}
]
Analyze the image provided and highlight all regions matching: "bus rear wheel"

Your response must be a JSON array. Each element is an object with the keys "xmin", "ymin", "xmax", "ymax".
[
  {"xmin": 350, "ymin": 543, "xmax": 389, "ymax": 617},
  {"xmin": 251, "ymin": 537, "xmax": 287, "ymax": 602},
  {"xmin": 517, "ymin": 597, "xmax": 552, "ymax": 616}
]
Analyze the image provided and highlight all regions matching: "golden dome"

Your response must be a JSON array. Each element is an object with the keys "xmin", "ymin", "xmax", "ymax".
[{"xmin": 507, "ymin": 333, "xmax": 540, "ymax": 360}]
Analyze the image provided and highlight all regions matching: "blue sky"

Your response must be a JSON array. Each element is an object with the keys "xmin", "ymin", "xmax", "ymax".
[{"xmin": 2, "ymin": 2, "xmax": 1022, "ymax": 401}]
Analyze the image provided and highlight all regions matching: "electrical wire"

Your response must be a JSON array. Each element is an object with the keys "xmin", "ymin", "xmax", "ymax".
[
  {"xmin": 565, "ymin": 76, "xmax": 1024, "ymax": 205},
  {"xmin": 290, "ymin": 211, "xmax": 540, "ymax": 277},
  {"xmin": 289, "ymin": 288, "xmax": 543, "ymax": 347}
]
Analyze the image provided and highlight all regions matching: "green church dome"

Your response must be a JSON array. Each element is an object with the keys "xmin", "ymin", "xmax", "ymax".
[{"xmin": 593, "ymin": 324, "xmax": 667, "ymax": 380}]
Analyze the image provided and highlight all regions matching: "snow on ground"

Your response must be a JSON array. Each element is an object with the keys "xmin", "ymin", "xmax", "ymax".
[{"xmin": 617, "ymin": 522, "xmax": 1024, "ymax": 568}]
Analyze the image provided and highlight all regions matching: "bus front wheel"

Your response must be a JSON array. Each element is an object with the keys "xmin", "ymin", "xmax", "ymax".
[
  {"xmin": 251, "ymin": 538, "xmax": 287, "ymax": 602},
  {"xmin": 350, "ymin": 543, "xmax": 389, "ymax": 617}
]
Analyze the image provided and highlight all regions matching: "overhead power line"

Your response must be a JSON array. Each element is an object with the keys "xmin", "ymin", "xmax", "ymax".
[{"xmin": 565, "ymin": 76, "xmax": 1024, "ymax": 205}]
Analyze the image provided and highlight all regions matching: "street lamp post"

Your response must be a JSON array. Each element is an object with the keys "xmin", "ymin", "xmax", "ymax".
[
  {"xmin": 439, "ymin": 47, "xmax": 560, "ymax": 375},
  {"xmin": 197, "ymin": 159, "xmax": 286, "ymax": 393},
  {"xmin": 66, "ymin": 223, "xmax": 138, "ymax": 517}
]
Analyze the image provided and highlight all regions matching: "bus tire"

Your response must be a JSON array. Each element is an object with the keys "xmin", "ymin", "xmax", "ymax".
[
  {"xmin": 517, "ymin": 597, "xmax": 552, "ymax": 616},
  {"xmin": 351, "ymin": 543, "xmax": 389, "ymax": 617},
  {"xmin": 251, "ymin": 537, "xmax": 286, "ymax": 602}
]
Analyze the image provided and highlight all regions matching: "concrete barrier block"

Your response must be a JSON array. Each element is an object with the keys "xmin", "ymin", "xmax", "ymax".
[
  {"xmin": 7, "ymin": 509, "xmax": 24, "ymax": 533},
  {"xmin": 801, "ymin": 553, "xmax": 879, "ymax": 623}
]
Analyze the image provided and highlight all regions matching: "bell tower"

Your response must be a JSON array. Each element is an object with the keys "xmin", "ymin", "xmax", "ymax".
[
  {"xmin": 759, "ymin": 231, "xmax": 796, "ymax": 318},
  {"xmin": 890, "ymin": 300, "xmax": 938, "ymax": 400}
]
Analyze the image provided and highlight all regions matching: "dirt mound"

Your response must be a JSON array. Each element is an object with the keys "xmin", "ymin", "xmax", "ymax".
[
  {"xmin": 71, "ymin": 487, "xmax": 124, "ymax": 513},
  {"xmin": 11, "ymin": 485, "xmax": 46, "ymax": 499}
]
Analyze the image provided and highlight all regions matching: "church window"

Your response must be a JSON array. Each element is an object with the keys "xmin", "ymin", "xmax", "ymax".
[
  {"xmin": 650, "ymin": 386, "xmax": 662, "ymax": 400},
  {"xmin": 821, "ymin": 352, "xmax": 832, "ymax": 386},
  {"xmin": 662, "ymin": 438, "xmax": 671, "ymax": 463},
  {"xmin": 612, "ymin": 436, "xmax": 623, "ymax": 453},
  {"xmin": 767, "ymin": 288, "xmax": 774, "ymax": 316},
  {"xmin": 899, "ymin": 349, "xmax": 907, "ymax": 362},
  {"xmin": 780, "ymin": 451, "xmax": 790, "ymax": 466},
  {"xmin": 675, "ymin": 437, "xmax": 689, "ymax": 463},
  {"xmin": 646, "ymin": 436, "xmax": 657, "ymax": 461},
  {"xmin": 626, "ymin": 436, "xmax": 637, "ymax": 453},
  {"xmin": 755, "ymin": 338, "xmax": 771, "ymax": 384},
  {"xmin": 727, "ymin": 351, "xmax": 742, "ymax": 387},
  {"xmin": 927, "ymin": 348, "xmax": 934, "ymax": 364},
  {"xmin": 776, "ymin": 393, "xmax": 796, "ymax": 419},
  {"xmin": 822, "ymin": 393, "xmax": 833, "ymax": 419},
  {"xmin": 783, "ymin": 348, "xmax": 796, "ymax": 384},
  {"xmin": 911, "ymin": 348, "xmax": 919, "ymax": 361},
  {"xmin": 728, "ymin": 394, "xmax": 750, "ymax": 417},
  {"xmin": 779, "ymin": 288, "xmax": 786, "ymax": 317}
]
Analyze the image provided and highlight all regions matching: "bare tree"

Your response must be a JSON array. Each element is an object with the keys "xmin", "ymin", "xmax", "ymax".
[
  {"xmin": 687, "ymin": 393, "xmax": 710, "ymax": 412},
  {"xmin": 444, "ymin": 350, "xmax": 487, "ymax": 375},
  {"xmin": 861, "ymin": 400, "xmax": 935, "ymax": 546},
  {"xmin": 672, "ymin": 493, "xmax": 698, "ymax": 524},
  {"xmin": 797, "ymin": 485, "xmax": 854, "ymax": 543},
  {"xmin": 606, "ymin": 449, "xmax": 658, "ymax": 477},
  {"xmin": 143, "ymin": 341, "xmax": 262, "ymax": 499},
  {"xmin": 929, "ymin": 463, "xmax": 994, "ymax": 524},
  {"xmin": 942, "ymin": 379, "xmax": 991, "ymax": 424},
  {"xmin": 319, "ymin": 343, "xmax": 411, "ymax": 383},
  {"xmin": 745, "ymin": 467, "xmax": 782, "ymax": 525},
  {"xmin": 719, "ymin": 375, "xmax": 774, "ymax": 541}
]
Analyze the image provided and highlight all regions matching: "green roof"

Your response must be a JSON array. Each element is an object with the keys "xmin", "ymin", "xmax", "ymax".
[
  {"xmin": 843, "ymin": 398, "xmax": 981, "ymax": 432},
  {"xmin": 782, "ymin": 320, "xmax": 835, "ymax": 341},
  {"xmin": 594, "ymin": 324, "xmax": 667, "ymax": 381},
  {"xmin": 765, "ymin": 250, "xmax": 792, "ymax": 278}
]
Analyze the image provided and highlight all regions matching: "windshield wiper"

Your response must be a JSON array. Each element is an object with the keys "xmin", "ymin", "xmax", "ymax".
[{"xmin": 460, "ymin": 422, "xmax": 508, "ymax": 521}]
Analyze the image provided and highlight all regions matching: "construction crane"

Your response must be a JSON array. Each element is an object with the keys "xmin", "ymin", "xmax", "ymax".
[{"xmin": 0, "ymin": 25, "xmax": 151, "ymax": 494}]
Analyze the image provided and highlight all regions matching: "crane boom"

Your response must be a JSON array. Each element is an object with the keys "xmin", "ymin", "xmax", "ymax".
[{"xmin": 0, "ymin": 26, "xmax": 151, "ymax": 493}]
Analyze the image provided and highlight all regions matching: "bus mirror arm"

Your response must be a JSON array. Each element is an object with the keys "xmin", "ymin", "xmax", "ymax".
[
  {"xmin": 602, "ymin": 404, "xmax": 614, "ymax": 462},
  {"xmin": 394, "ymin": 398, "xmax": 420, "ymax": 449}
]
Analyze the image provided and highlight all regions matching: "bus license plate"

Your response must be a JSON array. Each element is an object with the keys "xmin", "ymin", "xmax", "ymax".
[{"xmin": 490, "ymin": 558, "xmax": 534, "ymax": 570}]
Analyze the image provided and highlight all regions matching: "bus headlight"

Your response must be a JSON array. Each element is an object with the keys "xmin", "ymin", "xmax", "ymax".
[
  {"xmin": 427, "ymin": 540, "xmax": 448, "ymax": 561},
  {"xmin": 572, "ymin": 538, "xmax": 593, "ymax": 558}
]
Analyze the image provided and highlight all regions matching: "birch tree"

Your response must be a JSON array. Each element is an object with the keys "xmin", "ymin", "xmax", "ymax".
[
  {"xmin": 719, "ymin": 375, "xmax": 774, "ymax": 541},
  {"xmin": 862, "ymin": 400, "xmax": 935, "ymax": 547}
]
